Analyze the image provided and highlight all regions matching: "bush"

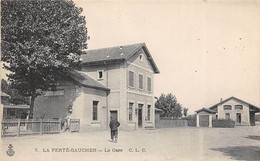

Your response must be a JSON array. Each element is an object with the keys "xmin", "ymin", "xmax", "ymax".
[
  {"xmin": 181, "ymin": 115, "xmax": 196, "ymax": 127},
  {"xmin": 212, "ymin": 119, "xmax": 235, "ymax": 128}
]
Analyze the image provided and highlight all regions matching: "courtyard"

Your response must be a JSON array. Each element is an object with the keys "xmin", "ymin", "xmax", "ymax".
[{"xmin": 1, "ymin": 124, "xmax": 260, "ymax": 161}]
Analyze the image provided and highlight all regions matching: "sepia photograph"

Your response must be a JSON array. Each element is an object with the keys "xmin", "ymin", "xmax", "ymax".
[{"xmin": 1, "ymin": 0, "xmax": 260, "ymax": 161}]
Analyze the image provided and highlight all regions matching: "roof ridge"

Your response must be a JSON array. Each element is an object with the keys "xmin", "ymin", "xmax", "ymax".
[{"xmin": 86, "ymin": 43, "xmax": 144, "ymax": 52}]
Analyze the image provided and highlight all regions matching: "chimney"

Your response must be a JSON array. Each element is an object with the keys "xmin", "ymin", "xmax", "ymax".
[
  {"xmin": 120, "ymin": 46, "xmax": 124, "ymax": 56},
  {"xmin": 220, "ymin": 98, "xmax": 223, "ymax": 102}
]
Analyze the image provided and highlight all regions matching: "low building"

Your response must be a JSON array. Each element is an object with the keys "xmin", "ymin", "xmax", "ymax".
[
  {"xmin": 195, "ymin": 108, "xmax": 216, "ymax": 127},
  {"xmin": 208, "ymin": 96, "xmax": 260, "ymax": 126}
]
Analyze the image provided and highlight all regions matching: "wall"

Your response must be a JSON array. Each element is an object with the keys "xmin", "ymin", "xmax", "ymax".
[
  {"xmin": 34, "ymin": 77, "xmax": 108, "ymax": 131},
  {"xmin": 72, "ymin": 86, "xmax": 108, "ymax": 131},
  {"xmin": 124, "ymin": 48, "xmax": 156, "ymax": 130},
  {"xmin": 155, "ymin": 119, "xmax": 188, "ymax": 128},
  {"xmin": 217, "ymin": 99, "xmax": 250, "ymax": 125},
  {"xmin": 34, "ymin": 78, "xmax": 77, "ymax": 120}
]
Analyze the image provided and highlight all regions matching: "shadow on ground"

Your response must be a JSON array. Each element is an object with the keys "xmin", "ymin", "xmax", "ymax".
[
  {"xmin": 211, "ymin": 146, "xmax": 260, "ymax": 161},
  {"xmin": 245, "ymin": 135, "xmax": 260, "ymax": 141}
]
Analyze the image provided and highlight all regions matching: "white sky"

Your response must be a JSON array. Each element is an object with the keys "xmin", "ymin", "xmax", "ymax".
[
  {"xmin": 1, "ymin": 0, "xmax": 259, "ymax": 114},
  {"xmin": 75, "ymin": 0, "xmax": 260, "ymax": 114}
]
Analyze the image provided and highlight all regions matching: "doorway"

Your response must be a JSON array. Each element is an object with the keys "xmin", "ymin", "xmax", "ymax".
[
  {"xmin": 199, "ymin": 115, "xmax": 209, "ymax": 127},
  {"xmin": 110, "ymin": 110, "xmax": 118, "ymax": 122},
  {"xmin": 138, "ymin": 104, "xmax": 143, "ymax": 128},
  {"xmin": 236, "ymin": 113, "xmax": 241, "ymax": 125}
]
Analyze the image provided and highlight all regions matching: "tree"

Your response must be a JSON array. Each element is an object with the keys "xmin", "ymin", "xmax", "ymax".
[
  {"xmin": 155, "ymin": 93, "xmax": 183, "ymax": 118},
  {"xmin": 1, "ymin": 0, "xmax": 88, "ymax": 118},
  {"xmin": 183, "ymin": 107, "xmax": 188, "ymax": 117},
  {"xmin": 1, "ymin": 79, "xmax": 29, "ymax": 105}
]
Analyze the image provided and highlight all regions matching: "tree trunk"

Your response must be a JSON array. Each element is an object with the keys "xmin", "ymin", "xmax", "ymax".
[{"xmin": 29, "ymin": 92, "xmax": 37, "ymax": 119}]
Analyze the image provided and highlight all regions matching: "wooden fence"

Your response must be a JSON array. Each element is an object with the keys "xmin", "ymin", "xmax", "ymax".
[
  {"xmin": 1, "ymin": 119, "xmax": 61, "ymax": 137},
  {"xmin": 70, "ymin": 119, "xmax": 80, "ymax": 132},
  {"xmin": 155, "ymin": 118, "xmax": 188, "ymax": 128}
]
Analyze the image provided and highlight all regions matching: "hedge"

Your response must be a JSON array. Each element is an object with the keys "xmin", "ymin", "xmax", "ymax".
[
  {"xmin": 181, "ymin": 115, "xmax": 196, "ymax": 127},
  {"xmin": 212, "ymin": 119, "xmax": 235, "ymax": 128}
]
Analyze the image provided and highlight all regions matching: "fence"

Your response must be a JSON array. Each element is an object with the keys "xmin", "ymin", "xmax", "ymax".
[
  {"xmin": 70, "ymin": 119, "xmax": 80, "ymax": 132},
  {"xmin": 155, "ymin": 117, "xmax": 188, "ymax": 128},
  {"xmin": 1, "ymin": 119, "xmax": 61, "ymax": 137}
]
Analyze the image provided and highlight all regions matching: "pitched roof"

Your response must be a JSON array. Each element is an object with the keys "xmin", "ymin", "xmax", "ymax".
[
  {"xmin": 69, "ymin": 71, "xmax": 110, "ymax": 91},
  {"xmin": 1, "ymin": 91, "xmax": 10, "ymax": 98},
  {"xmin": 81, "ymin": 43, "xmax": 160, "ymax": 73},
  {"xmin": 209, "ymin": 96, "xmax": 260, "ymax": 112},
  {"xmin": 196, "ymin": 108, "xmax": 216, "ymax": 114}
]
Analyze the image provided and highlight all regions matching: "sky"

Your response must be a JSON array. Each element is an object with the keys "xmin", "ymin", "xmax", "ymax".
[
  {"xmin": 1, "ymin": 0, "xmax": 260, "ymax": 114},
  {"xmin": 74, "ymin": 0, "xmax": 260, "ymax": 114}
]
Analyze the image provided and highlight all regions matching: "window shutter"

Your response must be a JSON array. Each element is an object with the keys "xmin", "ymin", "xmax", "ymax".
[
  {"xmin": 147, "ymin": 77, "xmax": 151, "ymax": 91},
  {"xmin": 139, "ymin": 74, "xmax": 143, "ymax": 89},
  {"xmin": 129, "ymin": 71, "xmax": 134, "ymax": 87}
]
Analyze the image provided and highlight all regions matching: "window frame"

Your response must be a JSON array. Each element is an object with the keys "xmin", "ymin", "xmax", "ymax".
[
  {"xmin": 225, "ymin": 113, "xmax": 231, "ymax": 119},
  {"xmin": 223, "ymin": 105, "xmax": 232, "ymax": 110},
  {"xmin": 128, "ymin": 70, "xmax": 135, "ymax": 88},
  {"xmin": 92, "ymin": 101, "xmax": 99, "ymax": 121},
  {"xmin": 147, "ymin": 104, "xmax": 152, "ymax": 122},
  {"xmin": 235, "ymin": 105, "xmax": 243, "ymax": 110},
  {"xmin": 138, "ymin": 73, "xmax": 144, "ymax": 90},
  {"xmin": 128, "ymin": 102, "xmax": 134, "ymax": 122},
  {"xmin": 147, "ymin": 76, "xmax": 152, "ymax": 92},
  {"xmin": 97, "ymin": 70, "xmax": 104, "ymax": 80}
]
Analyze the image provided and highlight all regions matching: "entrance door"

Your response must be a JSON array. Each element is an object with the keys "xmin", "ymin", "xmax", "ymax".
[
  {"xmin": 199, "ymin": 115, "xmax": 209, "ymax": 127},
  {"xmin": 236, "ymin": 113, "xmax": 241, "ymax": 125},
  {"xmin": 138, "ymin": 109, "xmax": 142, "ymax": 128},
  {"xmin": 110, "ymin": 111, "xmax": 118, "ymax": 122}
]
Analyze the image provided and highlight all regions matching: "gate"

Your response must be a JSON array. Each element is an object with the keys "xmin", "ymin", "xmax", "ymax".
[
  {"xmin": 199, "ymin": 115, "xmax": 209, "ymax": 127},
  {"xmin": 70, "ymin": 119, "xmax": 80, "ymax": 132}
]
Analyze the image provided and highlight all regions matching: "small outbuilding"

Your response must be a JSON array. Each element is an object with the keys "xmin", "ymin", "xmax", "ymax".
[{"xmin": 195, "ymin": 108, "xmax": 216, "ymax": 127}]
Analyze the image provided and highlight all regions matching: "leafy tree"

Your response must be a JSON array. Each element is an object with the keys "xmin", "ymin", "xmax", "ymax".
[
  {"xmin": 1, "ymin": 79, "xmax": 30, "ymax": 105},
  {"xmin": 1, "ymin": 0, "xmax": 88, "ymax": 118},
  {"xmin": 183, "ymin": 107, "xmax": 188, "ymax": 116},
  {"xmin": 155, "ymin": 93, "xmax": 184, "ymax": 118}
]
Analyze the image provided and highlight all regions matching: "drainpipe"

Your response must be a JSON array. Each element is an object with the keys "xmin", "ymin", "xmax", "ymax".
[{"xmin": 104, "ymin": 62, "xmax": 109, "ymax": 129}]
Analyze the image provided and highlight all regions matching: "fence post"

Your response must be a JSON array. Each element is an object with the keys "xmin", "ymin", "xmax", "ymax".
[
  {"xmin": 17, "ymin": 119, "xmax": 20, "ymax": 137},
  {"xmin": 58, "ymin": 120, "xmax": 61, "ymax": 133},
  {"xmin": 40, "ymin": 119, "xmax": 43, "ymax": 135},
  {"xmin": 1, "ymin": 121, "xmax": 3, "ymax": 137}
]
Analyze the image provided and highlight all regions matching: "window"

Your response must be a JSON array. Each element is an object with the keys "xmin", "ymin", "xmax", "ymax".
[
  {"xmin": 147, "ymin": 105, "xmax": 151, "ymax": 121},
  {"xmin": 223, "ymin": 105, "xmax": 232, "ymax": 110},
  {"xmin": 147, "ymin": 77, "xmax": 152, "ymax": 92},
  {"xmin": 225, "ymin": 113, "xmax": 230, "ymax": 119},
  {"xmin": 139, "ymin": 54, "xmax": 143, "ymax": 61},
  {"xmin": 98, "ymin": 71, "xmax": 103, "ymax": 79},
  {"xmin": 93, "ymin": 101, "xmax": 99, "ymax": 121},
  {"xmin": 129, "ymin": 71, "xmax": 134, "ymax": 87},
  {"xmin": 235, "ymin": 105, "xmax": 243, "ymax": 110},
  {"xmin": 128, "ymin": 103, "xmax": 134, "ymax": 121},
  {"xmin": 139, "ymin": 74, "xmax": 143, "ymax": 89}
]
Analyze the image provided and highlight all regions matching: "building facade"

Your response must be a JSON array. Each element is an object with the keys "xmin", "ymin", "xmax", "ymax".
[
  {"xmin": 34, "ymin": 43, "xmax": 160, "ymax": 131},
  {"xmin": 209, "ymin": 97, "xmax": 260, "ymax": 126}
]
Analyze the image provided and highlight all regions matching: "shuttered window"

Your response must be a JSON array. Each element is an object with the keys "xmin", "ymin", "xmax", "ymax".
[
  {"xmin": 129, "ymin": 71, "xmax": 134, "ymax": 87},
  {"xmin": 147, "ymin": 77, "xmax": 152, "ymax": 92},
  {"xmin": 139, "ymin": 74, "xmax": 143, "ymax": 89},
  {"xmin": 93, "ymin": 101, "xmax": 98, "ymax": 121}
]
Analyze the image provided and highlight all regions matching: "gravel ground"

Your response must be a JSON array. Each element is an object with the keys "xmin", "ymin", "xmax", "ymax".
[{"xmin": 1, "ymin": 124, "xmax": 260, "ymax": 161}]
